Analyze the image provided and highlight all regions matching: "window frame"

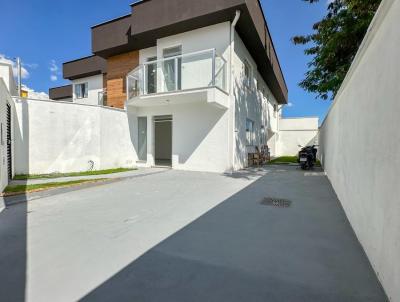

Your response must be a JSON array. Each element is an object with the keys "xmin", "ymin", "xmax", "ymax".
[
  {"xmin": 243, "ymin": 59, "xmax": 252, "ymax": 88},
  {"xmin": 246, "ymin": 118, "xmax": 255, "ymax": 146},
  {"xmin": 75, "ymin": 82, "xmax": 88, "ymax": 99}
]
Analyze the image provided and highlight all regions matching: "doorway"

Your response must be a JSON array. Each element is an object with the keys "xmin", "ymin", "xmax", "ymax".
[
  {"xmin": 154, "ymin": 115, "xmax": 172, "ymax": 167},
  {"xmin": 6, "ymin": 103, "xmax": 12, "ymax": 179}
]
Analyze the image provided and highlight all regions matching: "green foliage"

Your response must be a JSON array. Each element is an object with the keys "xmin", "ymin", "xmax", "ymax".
[
  {"xmin": 4, "ymin": 179, "xmax": 107, "ymax": 195},
  {"xmin": 293, "ymin": 0, "xmax": 381, "ymax": 99},
  {"xmin": 269, "ymin": 156, "xmax": 298, "ymax": 164},
  {"xmin": 13, "ymin": 168, "xmax": 136, "ymax": 180}
]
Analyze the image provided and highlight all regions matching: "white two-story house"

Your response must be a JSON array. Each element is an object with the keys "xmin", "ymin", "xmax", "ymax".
[{"xmin": 50, "ymin": 0, "xmax": 288, "ymax": 173}]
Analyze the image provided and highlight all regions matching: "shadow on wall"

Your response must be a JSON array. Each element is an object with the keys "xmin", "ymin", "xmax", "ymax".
[
  {"xmin": 176, "ymin": 106, "xmax": 226, "ymax": 165},
  {"xmin": 234, "ymin": 70, "xmax": 266, "ymax": 169},
  {"xmin": 14, "ymin": 99, "xmax": 29, "ymax": 176}
]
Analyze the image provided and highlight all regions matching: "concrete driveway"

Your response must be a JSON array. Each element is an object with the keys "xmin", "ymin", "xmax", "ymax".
[{"xmin": 0, "ymin": 166, "xmax": 387, "ymax": 302}]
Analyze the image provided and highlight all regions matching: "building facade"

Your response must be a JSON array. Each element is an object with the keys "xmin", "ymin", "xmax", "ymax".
[{"xmin": 50, "ymin": 0, "xmax": 288, "ymax": 172}]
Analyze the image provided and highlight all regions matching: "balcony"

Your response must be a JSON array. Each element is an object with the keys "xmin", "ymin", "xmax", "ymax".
[{"xmin": 126, "ymin": 49, "xmax": 229, "ymax": 108}]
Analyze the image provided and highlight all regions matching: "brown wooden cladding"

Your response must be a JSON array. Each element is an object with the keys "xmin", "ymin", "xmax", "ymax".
[{"xmin": 106, "ymin": 51, "xmax": 139, "ymax": 108}]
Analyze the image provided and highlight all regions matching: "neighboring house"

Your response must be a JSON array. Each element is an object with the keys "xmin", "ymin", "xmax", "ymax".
[
  {"xmin": 0, "ymin": 63, "xmax": 16, "ymax": 195},
  {"xmin": 50, "ymin": 0, "xmax": 288, "ymax": 172}
]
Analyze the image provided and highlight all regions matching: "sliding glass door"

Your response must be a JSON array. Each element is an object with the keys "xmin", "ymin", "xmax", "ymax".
[{"xmin": 162, "ymin": 46, "xmax": 182, "ymax": 92}]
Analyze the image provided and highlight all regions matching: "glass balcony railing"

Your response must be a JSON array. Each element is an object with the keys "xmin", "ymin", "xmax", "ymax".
[{"xmin": 127, "ymin": 49, "xmax": 227, "ymax": 100}]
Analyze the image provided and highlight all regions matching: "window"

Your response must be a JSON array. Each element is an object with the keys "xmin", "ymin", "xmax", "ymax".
[
  {"xmin": 163, "ymin": 46, "xmax": 182, "ymax": 91},
  {"xmin": 243, "ymin": 59, "xmax": 252, "ymax": 88},
  {"xmin": 246, "ymin": 119, "xmax": 255, "ymax": 146},
  {"xmin": 146, "ymin": 56, "xmax": 158, "ymax": 94},
  {"xmin": 273, "ymin": 104, "xmax": 278, "ymax": 118},
  {"xmin": 75, "ymin": 82, "xmax": 88, "ymax": 99},
  {"xmin": 260, "ymin": 125, "xmax": 266, "ymax": 145}
]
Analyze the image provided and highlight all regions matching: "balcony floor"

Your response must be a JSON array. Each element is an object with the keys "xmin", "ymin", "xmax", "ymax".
[{"xmin": 127, "ymin": 87, "xmax": 229, "ymax": 109}]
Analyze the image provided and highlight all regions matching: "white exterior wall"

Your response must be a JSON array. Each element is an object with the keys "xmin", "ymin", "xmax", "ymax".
[
  {"xmin": 0, "ymin": 63, "xmax": 17, "ymax": 96},
  {"xmin": 132, "ymin": 22, "xmax": 232, "ymax": 173},
  {"xmin": 14, "ymin": 99, "xmax": 137, "ymax": 175},
  {"xmin": 135, "ymin": 24, "xmax": 283, "ymax": 172},
  {"xmin": 0, "ymin": 80, "xmax": 15, "ymax": 196},
  {"xmin": 129, "ymin": 102, "xmax": 230, "ymax": 173},
  {"xmin": 278, "ymin": 117, "xmax": 319, "ymax": 156},
  {"xmin": 71, "ymin": 74, "xmax": 103, "ymax": 106},
  {"xmin": 318, "ymin": 0, "xmax": 400, "ymax": 300},
  {"xmin": 0, "ymin": 64, "xmax": 17, "ymax": 210},
  {"xmin": 232, "ymin": 32, "xmax": 280, "ymax": 168}
]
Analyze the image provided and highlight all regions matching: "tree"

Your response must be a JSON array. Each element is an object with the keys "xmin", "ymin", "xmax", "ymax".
[{"xmin": 293, "ymin": 0, "xmax": 381, "ymax": 100}]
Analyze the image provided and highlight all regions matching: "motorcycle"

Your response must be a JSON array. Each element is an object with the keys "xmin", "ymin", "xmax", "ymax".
[{"xmin": 297, "ymin": 145, "xmax": 318, "ymax": 170}]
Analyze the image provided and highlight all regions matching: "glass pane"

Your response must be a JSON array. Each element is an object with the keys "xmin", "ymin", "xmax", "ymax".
[
  {"xmin": 146, "ymin": 62, "xmax": 157, "ymax": 94},
  {"xmin": 215, "ymin": 56, "xmax": 226, "ymax": 91},
  {"xmin": 163, "ymin": 46, "xmax": 182, "ymax": 92},
  {"xmin": 181, "ymin": 51, "xmax": 212, "ymax": 90}
]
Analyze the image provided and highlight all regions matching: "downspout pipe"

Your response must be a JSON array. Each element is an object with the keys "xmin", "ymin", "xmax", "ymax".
[
  {"xmin": 229, "ymin": 10, "xmax": 241, "ymax": 172},
  {"xmin": 230, "ymin": 10, "xmax": 241, "ymax": 94}
]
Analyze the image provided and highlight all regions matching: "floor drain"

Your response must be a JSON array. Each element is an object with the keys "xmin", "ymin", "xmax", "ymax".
[{"xmin": 261, "ymin": 197, "xmax": 292, "ymax": 208}]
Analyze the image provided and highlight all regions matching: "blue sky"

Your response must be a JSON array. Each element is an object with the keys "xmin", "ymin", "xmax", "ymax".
[{"xmin": 0, "ymin": 0, "xmax": 332, "ymax": 122}]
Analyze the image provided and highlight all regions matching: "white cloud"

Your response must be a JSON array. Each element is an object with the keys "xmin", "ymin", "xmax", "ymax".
[
  {"xmin": 22, "ymin": 84, "xmax": 49, "ymax": 100},
  {"xmin": 49, "ymin": 59, "xmax": 58, "ymax": 73},
  {"xmin": 287, "ymin": 102, "xmax": 294, "ymax": 107},
  {"xmin": 0, "ymin": 53, "xmax": 30, "ymax": 79},
  {"xmin": 49, "ymin": 59, "xmax": 60, "ymax": 82}
]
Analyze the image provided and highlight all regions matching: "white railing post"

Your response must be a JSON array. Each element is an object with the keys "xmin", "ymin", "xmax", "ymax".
[
  {"xmin": 212, "ymin": 49, "xmax": 216, "ymax": 87},
  {"xmin": 174, "ymin": 57, "xmax": 179, "ymax": 91},
  {"xmin": 143, "ymin": 65, "xmax": 147, "ymax": 95}
]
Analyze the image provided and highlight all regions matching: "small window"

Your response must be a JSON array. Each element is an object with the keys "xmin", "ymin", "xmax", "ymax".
[
  {"xmin": 273, "ymin": 104, "xmax": 278, "ymax": 118},
  {"xmin": 246, "ymin": 118, "xmax": 255, "ymax": 146},
  {"xmin": 244, "ymin": 59, "xmax": 252, "ymax": 88},
  {"xmin": 75, "ymin": 82, "xmax": 88, "ymax": 99}
]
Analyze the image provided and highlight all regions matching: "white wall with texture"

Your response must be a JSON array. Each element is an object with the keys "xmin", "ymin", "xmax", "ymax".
[
  {"xmin": 14, "ymin": 99, "xmax": 137, "ymax": 175},
  {"xmin": 318, "ymin": 0, "xmax": 400, "ymax": 300}
]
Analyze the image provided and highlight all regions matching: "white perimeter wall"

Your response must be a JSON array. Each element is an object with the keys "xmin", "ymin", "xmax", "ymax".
[
  {"xmin": 318, "ymin": 0, "xmax": 400, "ymax": 300},
  {"xmin": 278, "ymin": 117, "xmax": 318, "ymax": 156},
  {"xmin": 14, "ymin": 99, "xmax": 137, "ymax": 174},
  {"xmin": 0, "ymin": 80, "xmax": 16, "ymax": 196},
  {"xmin": 71, "ymin": 74, "xmax": 103, "ymax": 106}
]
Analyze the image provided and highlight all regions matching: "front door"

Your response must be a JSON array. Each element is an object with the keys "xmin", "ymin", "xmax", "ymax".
[
  {"xmin": 6, "ymin": 103, "xmax": 12, "ymax": 179},
  {"xmin": 154, "ymin": 115, "xmax": 172, "ymax": 167},
  {"xmin": 138, "ymin": 117, "xmax": 147, "ymax": 161}
]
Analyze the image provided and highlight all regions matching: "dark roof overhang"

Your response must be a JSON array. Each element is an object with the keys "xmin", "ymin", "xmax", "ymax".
[
  {"xmin": 90, "ymin": 0, "xmax": 287, "ymax": 104},
  {"xmin": 49, "ymin": 85, "xmax": 72, "ymax": 100},
  {"xmin": 63, "ymin": 55, "xmax": 107, "ymax": 80}
]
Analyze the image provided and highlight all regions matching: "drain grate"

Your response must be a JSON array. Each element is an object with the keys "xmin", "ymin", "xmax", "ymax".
[{"xmin": 261, "ymin": 197, "xmax": 292, "ymax": 208}]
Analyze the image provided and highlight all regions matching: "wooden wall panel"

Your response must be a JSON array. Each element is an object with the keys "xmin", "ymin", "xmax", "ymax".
[{"xmin": 106, "ymin": 51, "xmax": 139, "ymax": 108}]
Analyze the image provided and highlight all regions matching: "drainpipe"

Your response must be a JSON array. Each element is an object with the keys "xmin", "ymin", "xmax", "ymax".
[
  {"xmin": 229, "ymin": 10, "xmax": 241, "ymax": 172},
  {"xmin": 16, "ymin": 57, "xmax": 22, "ymax": 97}
]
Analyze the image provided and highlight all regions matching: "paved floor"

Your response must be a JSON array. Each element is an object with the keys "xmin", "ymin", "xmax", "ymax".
[{"xmin": 0, "ymin": 166, "xmax": 387, "ymax": 302}]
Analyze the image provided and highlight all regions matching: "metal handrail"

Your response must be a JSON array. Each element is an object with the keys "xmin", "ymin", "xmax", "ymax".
[
  {"xmin": 127, "ymin": 48, "xmax": 228, "ymax": 98},
  {"xmin": 128, "ymin": 49, "xmax": 226, "ymax": 76}
]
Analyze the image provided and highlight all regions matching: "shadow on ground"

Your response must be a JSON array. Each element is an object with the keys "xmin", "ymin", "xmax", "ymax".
[
  {"xmin": 0, "ymin": 188, "xmax": 28, "ymax": 302},
  {"xmin": 81, "ymin": 166, "xmax": 388, "ymax": 302}
]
